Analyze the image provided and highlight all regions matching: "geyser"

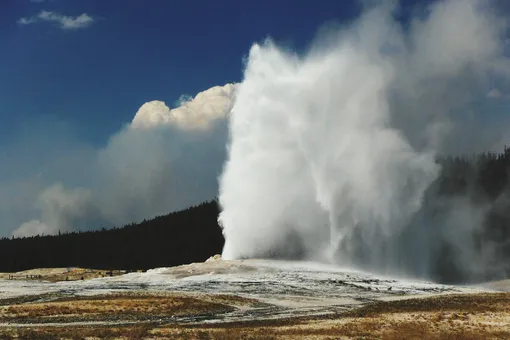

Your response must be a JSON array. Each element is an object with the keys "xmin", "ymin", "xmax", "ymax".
[{"xmin": 218, "ymin": 0, "xmax": 510, "ymax": 282}]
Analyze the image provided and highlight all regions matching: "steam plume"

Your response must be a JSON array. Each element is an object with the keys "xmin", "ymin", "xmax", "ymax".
[{"xmin": 218, "ymin": 0, "xmax": 510, "ymax": 282}]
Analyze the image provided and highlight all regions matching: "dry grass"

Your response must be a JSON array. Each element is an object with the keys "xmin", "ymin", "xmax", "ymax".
[
  {"xmin": 0, "ymin": 292, "xmax": 508, "ymax": 339},
  {"xmin": 0, "ymin": 293, "xmax": 235, "ymax": 323},
  {"xmin": 151, "ymin": 293, "xmax": 510, "ymax": 340},
  {"xmin": 197, "ymin": 293, "xmax": 271, "ymax": 308},
  {"xmin": 343, "ymin": 292, "xmax": 510, "ymax": 317},
  {"xmin": 0, "ymin": 324, "xmax": 153, "ymax": 340}
]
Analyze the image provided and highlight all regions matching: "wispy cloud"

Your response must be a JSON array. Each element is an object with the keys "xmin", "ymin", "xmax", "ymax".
[
  {"xmin": 487, "ymin": 88, "xmax": 502, "ymax": 98},
  {"xmin": 18, "ymin": 11, "xmax": 94, "ymax": 30},
  {"xmin": 487, "ymin": 88, "xmax": 510, "ymax": 99},
  {"xmin": 30, "ymin": 0, "xmax": 46, "ymax": 3}
]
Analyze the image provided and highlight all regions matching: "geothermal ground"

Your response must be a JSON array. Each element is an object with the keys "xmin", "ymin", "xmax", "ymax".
[{"xmin": 0, "ymin": 258, "xmax": 509, "ymax": 339}]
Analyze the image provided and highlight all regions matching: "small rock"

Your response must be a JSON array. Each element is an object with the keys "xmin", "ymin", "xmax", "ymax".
[{"xmin": 206, "ymin": 254, "xmax": 222, "ymax": 262}]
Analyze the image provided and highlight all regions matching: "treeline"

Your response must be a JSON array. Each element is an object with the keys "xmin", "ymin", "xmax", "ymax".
[
  {"xmin": 436, "ymin": 147, "xmax": 510, "ymax": 200},
  {"xmin": 0, "ymin": 200, "xmax": 224, "ymax": 272},
  {"xmin": 419, "ymin": 147, "xmax": 510, "ymax": 283}
]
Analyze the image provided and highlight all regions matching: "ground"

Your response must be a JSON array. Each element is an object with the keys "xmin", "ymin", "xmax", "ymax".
[
  {"xmin": 0, "ymin": 258, "xmax": 508, "ymax": 339},
  {"xmin": 0, "ymin": 268, "xmax": 127, "ymax": 282}
]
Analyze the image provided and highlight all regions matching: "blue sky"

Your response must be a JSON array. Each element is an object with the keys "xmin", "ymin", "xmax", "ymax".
[
  {"xmin": 2, "ymin": 0, "xmax": 510, "ymax": 238},
  {"xmin": 0, "ymin": 0, "xmax": 371, "ymax": 146},
  {"xmin": 0, "ymin": 0, "xmax": 373, "ymax": 236}
]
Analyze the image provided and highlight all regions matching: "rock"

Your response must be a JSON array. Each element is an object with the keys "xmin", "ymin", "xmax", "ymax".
[{"xmin": 206, "ymin": 254, "xmax": 222, "ymax": 262}]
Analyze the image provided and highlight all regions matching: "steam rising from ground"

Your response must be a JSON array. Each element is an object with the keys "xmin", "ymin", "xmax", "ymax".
[
  {"xmin": 218, "ymin": 0, "xmax": 510, "ymax": 281},
  {"xmin": 4, "ymin": 0, "xmax": 510, "ymax": 284},
  {"xmin": 9, "ymin": 84, "xmax": 235, "ymax": 237}
]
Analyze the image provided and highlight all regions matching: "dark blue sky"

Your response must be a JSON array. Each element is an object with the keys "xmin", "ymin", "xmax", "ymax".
[{"xmin": 0, "ymin": 0, "xmax": 374, "ymax": 146}]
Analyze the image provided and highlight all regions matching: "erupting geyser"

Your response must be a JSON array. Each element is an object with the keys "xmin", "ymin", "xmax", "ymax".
[{"xmin": 218, "ymin": 0, "xmax": 510, "ymax": 282}]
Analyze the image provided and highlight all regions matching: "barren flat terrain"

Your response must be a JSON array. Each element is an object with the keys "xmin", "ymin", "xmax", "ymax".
[
  {"xmin": 0, "ymin": 258, "xmax": 508, "ymax": 339},
  {"xmin": 0, "ymin": 268, "xmax": 127, "ymax": 282}
]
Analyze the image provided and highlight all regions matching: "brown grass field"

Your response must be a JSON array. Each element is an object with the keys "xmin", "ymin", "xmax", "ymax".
[{"xmin": 0, "ymin": 292, "xmax": 508, "ymax": 339}]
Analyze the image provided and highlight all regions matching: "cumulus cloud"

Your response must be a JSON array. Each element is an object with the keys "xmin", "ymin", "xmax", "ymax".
[
  {"xmin": 131, "ymin": 84, "xmax": 236, "ymax": 130},
  {"xmin": 7, "ymin": 83, "xmax": 235, "ymax": 238},
  {"xmin": 18, "ymin": 11, "xmax": 94, "ymax": 30}
]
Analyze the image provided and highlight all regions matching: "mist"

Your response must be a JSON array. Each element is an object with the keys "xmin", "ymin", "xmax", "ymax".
[{"xmin": 218, "ymin": 0, "xmax": 510, "ymax": 283}]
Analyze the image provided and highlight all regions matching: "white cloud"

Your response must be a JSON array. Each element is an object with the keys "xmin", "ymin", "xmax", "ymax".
[
  {"xmin": 486, "ymin": 87, "xmax": 510, "ymax": 99},
  {"xmin": 13, "ymin": 220, "xmax": 52, "ymax": 238},
  {"xmin": 18, "ymin": 17, "xmax": 34, "ymax": 25},
  {"xmin": 487, "ymin": 88, "xmax": 502, "ymax": 98},
  {"xmin": 18, "ymin": 11, "xmax": 94, "ymax": 30},
  {"xmin": 12, "ymin": 183, "xmax": 95, "ymax": 237},
  {"xmin": 6, "ymin": 83, "xmax": 235, "ymax": 237},
  {"xmin": 131, "ymin": 83, "xmax": 237, "ymax": 130}
]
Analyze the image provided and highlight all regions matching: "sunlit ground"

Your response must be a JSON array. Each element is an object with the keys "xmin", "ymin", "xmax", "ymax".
[{"xmin": 0, "ymin": 259, "xmax": 508, "ymax": 339}]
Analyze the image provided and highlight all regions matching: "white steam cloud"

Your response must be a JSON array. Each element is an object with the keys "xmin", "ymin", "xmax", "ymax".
[
  {"xmin": 10, "ymin": 84, "xmax": 235, "ymax": 238},
  {"xmin": 218, "ymin": 0, "xmax": 510, "ymax": 281}
]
